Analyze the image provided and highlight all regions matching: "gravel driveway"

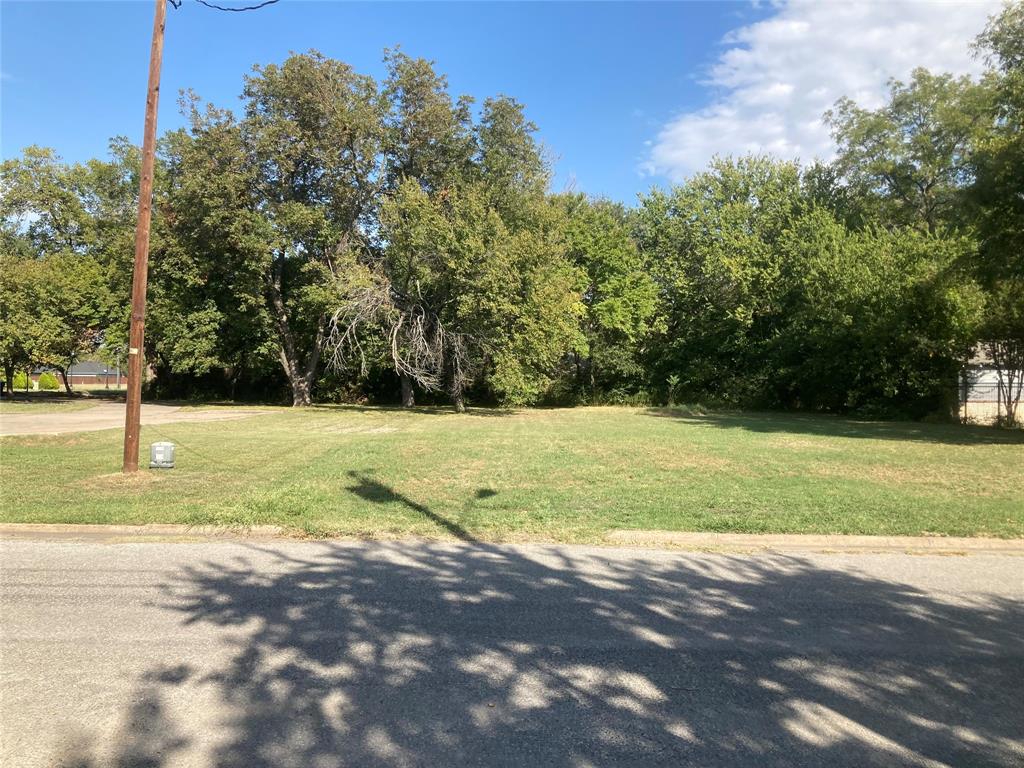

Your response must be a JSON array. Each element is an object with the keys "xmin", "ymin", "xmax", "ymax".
[{"xmin": 0, "ymin": 401, "xmax": 265, "ymax": 436}]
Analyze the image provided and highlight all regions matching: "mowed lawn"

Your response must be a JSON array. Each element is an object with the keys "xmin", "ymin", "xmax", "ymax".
[
  {"xmin": 0, "ymin": 398, "xmax": 99, "ymax": 414},
  {"xmin": 1, "ymin": 405, "xmax": 1022, "ymax": 540}
]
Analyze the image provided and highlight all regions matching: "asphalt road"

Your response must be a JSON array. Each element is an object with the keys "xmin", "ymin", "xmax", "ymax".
[{"xmin": 1, "ymin": 537, "xmax": 1022, "ymax": 767}]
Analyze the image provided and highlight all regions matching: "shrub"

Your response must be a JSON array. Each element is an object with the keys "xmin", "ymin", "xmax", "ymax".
[
  {"xmin": 38, "ymin": 372, "xmax": 60, "ymax": 390},
  {"xmin": 12, "ymin": 371, "xmax": 29, "ymax": 390},
  {"xmin": 666, "ymin": 374, "xmax": 681, "ymax": 407},
  {"xmin": 586, "ymin": 388, "xmax": 653, "ymax": 407}
]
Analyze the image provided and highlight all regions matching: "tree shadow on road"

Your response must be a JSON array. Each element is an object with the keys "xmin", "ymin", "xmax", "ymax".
[
  {"xmin": 55, "ymin": 531, "xmax": 1024, "ymax": 766},
  {"xmin": 55, "ymin": 684, "xmax": 189, "ymax": 768}
]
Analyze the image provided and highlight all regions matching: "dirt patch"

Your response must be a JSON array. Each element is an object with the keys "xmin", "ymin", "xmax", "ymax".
[{"xmin": 0, "ymin": 402, "xmax": 268, "ymax": 436}]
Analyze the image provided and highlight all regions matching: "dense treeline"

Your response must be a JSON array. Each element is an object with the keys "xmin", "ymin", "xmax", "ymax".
[{"xmin": 2, "ymin": 5, "xmax": 1022, "ymax": 422}]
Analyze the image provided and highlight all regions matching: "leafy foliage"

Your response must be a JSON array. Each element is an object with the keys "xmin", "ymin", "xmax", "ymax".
[
  {"xmin": 826, "ymin": 69, "xmax": 992, "ymax": 233},
  {"xmin": 37, "ymin": 371, "xmax": 59, "ymax": 390},
  {"xmin": 3, "ymin": 5, "xmax": 1022, "ymax": 422},
  {"xmin": 0, "ymin": 148, "xmax": 119, "ymax": 391},
  {"xmin": 555, "ymin": 194, "xmax": 658, "ymax": 400}
]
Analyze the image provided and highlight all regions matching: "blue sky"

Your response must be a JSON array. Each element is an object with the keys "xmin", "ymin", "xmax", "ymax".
[{"xmin": 0, "ymin": 1, "xmax": 998, "ymax": 203}]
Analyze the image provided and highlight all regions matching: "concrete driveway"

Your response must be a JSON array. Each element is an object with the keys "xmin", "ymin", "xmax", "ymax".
[
  {"xmin": 1, "ymin": 536, "xmax": 1021, "ymax": 767},
  {"xmin": 0, "ymin": 402, "xmax": 265, "ymax": 436}
]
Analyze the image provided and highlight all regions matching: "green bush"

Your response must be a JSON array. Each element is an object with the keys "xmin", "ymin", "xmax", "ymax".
[
  {"xmin": 584, "ymin": 388, "xmax": 653, "ymax": 407},
  {"xmin": 12, "ymin": 371, "xmax": 29, "ymax": 390},
  {"xmin": 37, "ymin": 372, "xmax": 60, "ymax": 391}
]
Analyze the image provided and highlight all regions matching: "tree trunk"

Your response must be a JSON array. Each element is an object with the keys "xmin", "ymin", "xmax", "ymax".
[
  {"xmin": 279, "ymin": 339, "xmax": 321, "ymax": 407},
  {"xmin": 989, "ymin": 339, "xmax": 1023, "ymax": 427},
  {"xmin": 228, "ymin": 366, "xmax": 240, "ymax": 402},
  {"xmin": 2, "ymin": 362, "xmax": 13, "ymax": 397},
  {"xmin": 400, "ymin": 374, "xmax": 415, "ymax": 408},
  {"xmin": 451, "ymin": 386, "xmax": 466, "ymax": 413},
  {"xmin": 266, "ymin": 259, "xmax": 324, "ymax": 407},
  {"xmin": 61, "ymin": 366, "xmax": 73, "ymax": 394},
  {"xmin": 282, "ymin": 335, "xmax": 323, "ymax": 407},
  {"xmin": 291, "ymin": 375, "xmax": 313, "ymax": 407},
  {"xmin": 444, "ymin": 349, "xmax": 466, "ymax": 413}
]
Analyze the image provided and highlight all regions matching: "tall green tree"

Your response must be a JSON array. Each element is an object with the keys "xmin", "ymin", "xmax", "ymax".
[
  {"xmin": 357, "ymin": 167, "xmax": 583, "ymax": 410},
  {"xmin": 167, "ymin": 51, "xmax": 385, "ymax": 405},
  {"xmin": 826, "ymin": 68, "xmax": 992, "ymax": 234},
  {"xmin": 554, "ymin": 194, "xmax": 658, "ymax": 399},
  {"xmin": 0, "ymin": 148, "xmax": 116, "ymax": 392},
  {"xmin": 375, "ymin": 51, "xmax": 475, "ymax": 405},
  {"xmin": 970, "ymin": 2, "xmax": 1024, "ymax": 424},
  {"xmin": 330, "ymin": 74, "xmax": 584, "ymax": 411},
  {"xmin": 381, "ymin": 49, "xmax": 474, "ymax": 195},
  {"xmin": 0, "ymin": 252, "xmax": 42, "ymax": 389},
  {"xmin": 636, "ymin": 156, "xmax": 981, "ymax": 416},
  {"xmin": 149, "ymin": 120, "xmax": 277, "ymax": 398},
  {"xmin": 36, "ymin": 253, "xmax": 111, "ymax": 391},
  {"xmin": 636, "ymin": 157, "xmax": 810, "ymax": 404},
  {"xmin": 771, "ymin": 216, "xmax": 982, "ymax": 415}
]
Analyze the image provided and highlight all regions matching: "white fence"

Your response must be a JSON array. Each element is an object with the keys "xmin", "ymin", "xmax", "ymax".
[{"xmin": 960, "ymin": 369, "xmax": 1023, "ymax": 424}]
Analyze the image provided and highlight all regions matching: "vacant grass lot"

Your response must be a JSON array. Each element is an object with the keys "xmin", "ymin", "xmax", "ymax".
[{"xmin": 1, "ymin": 405, "xmax": 1021, "ymax": 540}]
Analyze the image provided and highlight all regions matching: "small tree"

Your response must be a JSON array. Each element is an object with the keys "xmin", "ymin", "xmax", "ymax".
[
  {"xmin": 37, "ymin": 371, "xmax": 59, "ymax": 391},
  {"xmin": 980, "ymin": 281, "xmax": 1024, "ymax": 426},
  {"xmin": 666, "ymin": 374, "xmax": 680, "ymax": 407}
]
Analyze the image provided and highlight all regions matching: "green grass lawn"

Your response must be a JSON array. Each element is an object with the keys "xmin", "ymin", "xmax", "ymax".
[
  {"xmin": 1, "ymin": 405, "xmax": 1021, "ymax": 541},
  {"xmin": 0, "ymin": 397, "xmax": 98, "ymax": 414}
]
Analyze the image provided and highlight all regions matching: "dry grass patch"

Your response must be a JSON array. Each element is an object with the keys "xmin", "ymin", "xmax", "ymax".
[
  {"xmin": 77, "ymin": 471, "xmax": 169, "ymax": 490},
  {"xmin": 809, "ymin": 462, "xmax": 1004, "ymax": 496},
  {"xmin": 581, "ymin": 440, "xmax": 738, "ymax": 474}
]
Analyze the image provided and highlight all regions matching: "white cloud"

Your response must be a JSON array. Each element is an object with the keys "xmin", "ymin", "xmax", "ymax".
[{"xmin": 646, "ymin": 0, "xmax": 1001, "ymax": 182}]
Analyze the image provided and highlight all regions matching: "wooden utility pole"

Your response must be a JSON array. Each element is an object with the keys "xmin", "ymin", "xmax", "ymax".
[{"xmin": 123, "ymin": 0, "xmax": 167, "ymax": 473}]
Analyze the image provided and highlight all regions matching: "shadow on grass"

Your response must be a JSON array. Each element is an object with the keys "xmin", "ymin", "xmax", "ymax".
[
  {"xmin": 346, "ymin": 470, "xmax": 478, "ymax": 542},
  {"xmin": 645, "ymin": 406, "xmax": 1024, "ymax": 446},
  {"xmin": 312, "ymin": 404, "xmax": 518, "ymax": 418},
  {"xmin": 54, "ymin": 501, "xmax": 1024, "ymax": 766}
]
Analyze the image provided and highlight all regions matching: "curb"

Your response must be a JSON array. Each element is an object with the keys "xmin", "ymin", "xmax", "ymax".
[
  {"xmin": 2, "ymin": 524, "xmax": 1022, "ymax": 554},
  {"xmin": 604, "ymin": 530, "xmax": 1024, "ymax": 555},
  {"xmin": 0, "ymin": 523, "xmax": 286, "ymax": 542}
]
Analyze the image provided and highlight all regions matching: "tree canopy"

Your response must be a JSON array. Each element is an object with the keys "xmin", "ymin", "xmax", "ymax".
[{"xmin": 3, "ymin": 4, "xmax": 1022, "ymax": 423}]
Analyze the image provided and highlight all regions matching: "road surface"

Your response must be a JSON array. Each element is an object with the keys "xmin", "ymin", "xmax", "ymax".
[
  {"xmin": 1, "ymin": 536, "xmax": 1022, "ymax": 767},
  {"xmin": 0, "ymin": 402, "xmax": 265, "ymax": 436}
]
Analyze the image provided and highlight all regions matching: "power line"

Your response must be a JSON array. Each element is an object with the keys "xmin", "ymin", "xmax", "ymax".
[{"xmin": 188, "ymin": 0, "xmax": 281, "ymax": 11}]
